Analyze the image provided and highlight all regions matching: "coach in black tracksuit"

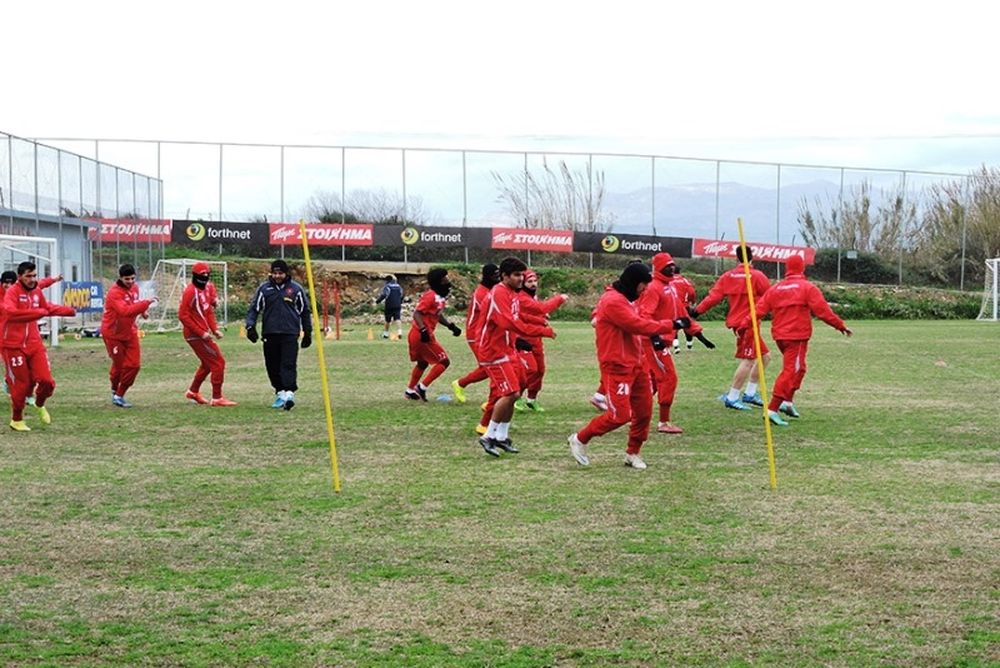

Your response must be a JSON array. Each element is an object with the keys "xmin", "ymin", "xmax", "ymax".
[{"xmin": 245, "ymin": 259, "xmax": 312, "ymax": 410}]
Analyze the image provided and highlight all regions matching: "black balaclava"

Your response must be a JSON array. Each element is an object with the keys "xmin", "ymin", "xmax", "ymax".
[
  {"xmin": 480, "ymin": 263, "xmax": 500, "ymax": 289},
  {"xmin": 427, "ymin": 268, "xmax": 451, "ymax": 298},
  {"xmin": 613, "ymin": 262, "xmax": 653, "ymax": 302}
]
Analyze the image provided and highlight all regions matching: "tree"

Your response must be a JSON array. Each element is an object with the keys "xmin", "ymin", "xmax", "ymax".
[
  {"xmin": 493, "ymin": 158, "xmax": 613, "ymax": 232},
  {"xmin": 911, "ymin": 166, "xmax": 1000, "ymax": 285},
  {"xmin": 304, "ymin": 188, "xmax": 430, "ymax": 225},
  {"xmin": 797, "ymin": 180, "xmax": 917, "ymax": 256}
]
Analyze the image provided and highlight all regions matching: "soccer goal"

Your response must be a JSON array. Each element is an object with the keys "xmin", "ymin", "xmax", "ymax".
[
  {"xmin": 977, "ymin": 258, "xmax": 1000, "ymax": 322},
  {"xmin": 0, "ymin": 233, "xmax": 65, "ymax": 345},
  {"xmin": 144, "ymin": 259, "xmax": 229, "ymax": 332}
]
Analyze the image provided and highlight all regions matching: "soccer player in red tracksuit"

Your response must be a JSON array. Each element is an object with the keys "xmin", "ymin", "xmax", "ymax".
[
  {"xmin": 406, "ymin": 268, "xmax": 462, "ymax": 401},
  {"xmin": 476, "ymin": 257, "xmax": 555, "ymax": 458},
  {"xmin": 2, "ymin": 261, "xmax": 76, "ymax": 432},
  {"xmin": 568, "ymin": 262, "xmax": 689, "ymax": 470},
  {"xmin": 637, "ymin": 253, "xmax": 688, "ymax": 434},
  {"xmin": 741, "ymin": 254, "xmax": 852, "ymax": 426},
  {"xmin": 451, "ymin": 263, "xmax": 499, "ymax": 413},
  {"xmin": 691, "ymin": 245, "xmax": 771, "ymax": 411},
  {"xmin": 0, "ymin": 270, "xmax": 61, "ymax": 403},
  {"xmin": 513, "ymin": 269, "xmax": 567, "ymax": 413},
  {"xmin": 179, "ymin": 262, "xmax": 236, "ymax": 407},
  {"xmin": 101, "ymin": 264, "xmax": 156, "ymax": 408}
]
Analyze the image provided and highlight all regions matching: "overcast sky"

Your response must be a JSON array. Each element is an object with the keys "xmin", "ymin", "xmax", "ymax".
[{"xmin": 6, "ymin": 0, "xmax": 999, "ymax": 172}]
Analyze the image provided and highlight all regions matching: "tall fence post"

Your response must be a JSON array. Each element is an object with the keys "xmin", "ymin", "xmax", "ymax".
[
  {"xmin": 898, "ymin": 170, "xmax": 907, "ymax": 285},
  {"xmin": 713, "ymin": 161, "xmax": 721, "ymax": 276},
  {"xmin": 837, "ymin": 168, "xmax": 845, "ymax": 283},
  {"xmin": 775, "ymin": 164, "xmax": 782, "ymax": 279},
  {"xmin": 650, "ymin": 156, "xmax": 656, "ymax": 236},
  {"xmin": 462, "ymin": 150, "xmax": 468, "ymax": 264}
]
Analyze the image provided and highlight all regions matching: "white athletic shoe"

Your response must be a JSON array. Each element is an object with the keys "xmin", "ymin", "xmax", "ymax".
[
  {"xmin": 624, "ymin": 453, "xmax": 647, "ymax": 470},
  {"xmin": 568, "ymin": 433, "xmax": 589, "ymax": 466},
  {"xmin": 589, "ymin": 394, "xmax": 608, "ymax": 412}
]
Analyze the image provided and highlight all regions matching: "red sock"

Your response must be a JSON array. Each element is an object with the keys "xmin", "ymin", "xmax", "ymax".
[
  {"xmin": 658, "ymin": 403, "xmax": 671, "ymax": 422},
  {"xmin": 408, "ymin": 366, "xmax": 424, "ymax": 389},
  {"xmin": 422, "ymin": 363, "xmax": 447, "ymax": 388}
]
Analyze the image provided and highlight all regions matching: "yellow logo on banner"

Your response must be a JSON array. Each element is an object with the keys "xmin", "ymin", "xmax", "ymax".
[
  {"xmin": 601, "ymin": 235, "xmax": 620, "ymax": 253},
  {"xmin": 186, "ymin": 223, "xmax": 206, "ymax": 241},
  {"xmin": 400, "ymin": 227, "xmax": 419, "ymax": 245}
]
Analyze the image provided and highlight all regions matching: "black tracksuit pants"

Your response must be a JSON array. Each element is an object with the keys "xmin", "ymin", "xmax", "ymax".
[{"xmin": 262, "ymin": 333, "xmax": 299, "ymax": 392}]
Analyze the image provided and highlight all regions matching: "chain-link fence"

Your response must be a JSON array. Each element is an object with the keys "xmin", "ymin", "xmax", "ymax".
[
  {"xmin": 32, "ymin": 137, "xmax": 995, "ymax": 291},
  {"xmin": 0, "ymin": 132, "xmax": 164, "ymax": 282}
]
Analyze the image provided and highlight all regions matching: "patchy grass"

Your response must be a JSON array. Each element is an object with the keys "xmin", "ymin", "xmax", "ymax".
[{"xmin": 0, "ymin": 320, "xmax": 997, "ymax": 666}]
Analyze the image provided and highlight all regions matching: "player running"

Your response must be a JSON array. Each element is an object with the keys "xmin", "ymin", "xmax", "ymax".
[
  {"xmin": 101, "ymin": 263, "xmax": 156, "ymax": 408},
  {"xmin": 513, "ymin": 269, "xmax": 567, "ymax": 413},
  {"xmin": 451, "ymin": 263, "xmax": 499, "ymax": 409},
  {"xmin": 476, "ymin": 257, "xmax": 555, "ymax": 457},
  {"xmin": 2, "ymin": 262, "xmax": 76, "ymax": 431},
  {"xmin": 740, "ymin": 254, "xmax": 852, "ymax": 426},
  {"xmin": 690, "ymin": 246, "xmax": 771, "ymax": 410},
  {"xmin": 405, "ymin": 268, "xmax": 462, "ymax": 401},
  {"xmin": 179, "ymin": 262, "xmax": 236, "ymax": 407},
  {"xmin": 567, "ymin": 262, "xmax": 688, "ymax": 470}
]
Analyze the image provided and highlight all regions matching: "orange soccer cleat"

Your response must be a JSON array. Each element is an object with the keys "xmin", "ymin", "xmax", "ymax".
[
  {"xmin": 185, "ymin": 390, "xmax": 210, "ymax": 405},
  {"xmin": 209, "ymin": 397, "xmax": 238, "ymax": 407}
]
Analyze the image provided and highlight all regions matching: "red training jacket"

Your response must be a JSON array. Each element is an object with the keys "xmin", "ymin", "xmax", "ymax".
[
  {"xmin": 748, "ymin": 272, "xmax": 847, "ymax": 341},
  {"xmin": 410, "ymin": 289, "xmax": 446, "ymax": 338},
  {"xmin": 2, "ymin": 281, "xmax": 75, "ymax": 350},
  {"xmin": 465, "ymin": 283, "xmax": 491, "ymax": 344},
  {"xmin": 178, "ymin": 282, "xmax": 220, "ymax": 340},
  {"xmin": 101, "ymin": 281, "xmax": 154, "ymax": 341},
  {"xmin": 673, "ymin": 274, "xmax": 697, "ymax": 306},
  {"xmin": 517, "ymin": 291, "xmax": 566, "ymax": 348},
  {"xmin": 478, "ymin": 282, "xmax": 553, "ymax": 364},
  {"xmin": 695, "ymin": 265, "xmax": 770, "ymax": 329},
  {"xmin": 592, "ymin": 286, "xmax": 675, "ymax": 373}
]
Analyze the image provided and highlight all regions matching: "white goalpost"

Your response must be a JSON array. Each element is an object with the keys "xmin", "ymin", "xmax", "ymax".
[
  {"xmin": 978, "ymin": 258, "xmax": 1000, "ymax": 322},
  {"xmin": 144, "ymin": 259, "xmax": 229, "ymax": 332},
  {"xmin": 0, "ymin": 234, "xmax": 64, "ymax": 346}
]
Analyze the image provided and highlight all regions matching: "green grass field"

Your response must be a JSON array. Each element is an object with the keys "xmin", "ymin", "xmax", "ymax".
[{"xmin": 0, "ymin": 320, "xmax": 997, "ymax": 667}]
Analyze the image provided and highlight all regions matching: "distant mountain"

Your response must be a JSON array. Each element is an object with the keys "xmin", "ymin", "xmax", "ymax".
[
  {"xmin": 600, "ymin": 180, "xmax": 824, "ymax": 242},
  {"xmin": 602, "ymin": 178, "xmax": 911, "ymax": 243}
]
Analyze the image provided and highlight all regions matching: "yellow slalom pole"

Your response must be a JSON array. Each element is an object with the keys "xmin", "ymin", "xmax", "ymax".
[
  {"xmin": 736, "ymin": 218, "xmax": 778, "ymax": 490},
  {"xmin": 299, "ymin": 219, "xmax": 342, "ymax": 492}
]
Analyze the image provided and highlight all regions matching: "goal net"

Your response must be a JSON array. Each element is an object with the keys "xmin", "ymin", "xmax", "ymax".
[
  {"xmin": 0, "ymin": 234, "xmax": 64, "ymax": 345},
  {"xmin": 144, "ymin": 259, "xmax": 229, "ymax": 332},
  {"xmin": 977, "ymin": 258, "xmax": 1000, "ymax": 322}
]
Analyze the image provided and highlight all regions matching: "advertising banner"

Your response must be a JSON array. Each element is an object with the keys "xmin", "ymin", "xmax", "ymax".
[
  {"xmin": 692, "ymin": 238, "xmax": 816, "ymax": 264},
  {"xmin": 574, "ymin": 232, "xmax": 693, "ymax": 258},
  {"xmin": 268, "ymin": 223, "xmax": 374, "ymax": 246},
  {"xmin": 385, "ymin": 225, "xmax": 493, "ymax": 248},
  {"xmin": 87, "ymin": 219, "xmax": 172, "ymax": 243},
  {"xmin": 172, "ymin": 220, "xmax": 267, "ymax": 246},
  {"xmin": 490, "ymin": 227, "xmax": 574, "ymax": 253},
  {"xmin": 61, "ymin": 281, "xmax": 104, "ymax": 313}
]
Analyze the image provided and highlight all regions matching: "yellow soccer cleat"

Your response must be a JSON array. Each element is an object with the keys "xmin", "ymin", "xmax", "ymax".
[
  {"xmin": 9, "ymin": 420, "xmax": 30, "ymax": 432},
  {"xmin": 451, "ymin": 379, "xmax": 467, "ymax": 404},
  {"xmin": 36, "ymin": 406, "xmax": 51, "ymax": 425},
  {"xmin": 475, "ymin": 423, "xmax": 488, "ymax": 435},
  {"xmin": 480, "ymin": 401, "xmax": 488, "ymax": 412}
]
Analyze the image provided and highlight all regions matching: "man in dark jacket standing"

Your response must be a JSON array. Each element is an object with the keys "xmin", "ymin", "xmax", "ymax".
[
  {"xmin": 375, "ymin": 274, "xmax": 404, "ymax": 339},
  {"xmin": 245, "ymin": 260, "xmax": 312, "ymax": 410}
]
